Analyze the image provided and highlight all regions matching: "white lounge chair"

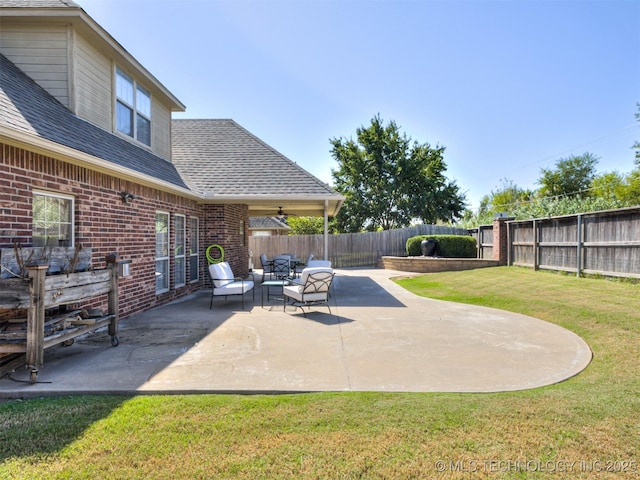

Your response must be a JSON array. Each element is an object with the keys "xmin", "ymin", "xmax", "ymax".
[
  {"xmin": 209, "ymin": 261, "xmax": 254, "ymax": 309},
  {"xmin": 283, "ymin": 267, "xmax": 334, "ymax": 316}
]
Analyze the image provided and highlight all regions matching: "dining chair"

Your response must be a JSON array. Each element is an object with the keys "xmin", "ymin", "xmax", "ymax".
[
  {"xmin": 272, "ymin": 255, "xmax": 291, "ymax": 280},
  {"xmin": 260, "ymin": 253, "xmax": 274, "ymax": 282}
]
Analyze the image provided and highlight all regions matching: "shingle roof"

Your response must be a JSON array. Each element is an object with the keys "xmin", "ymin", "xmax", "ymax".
[
  {"xmin": 171, "ymin": 119, "xmax": 340, "ymax": 198},
  {"xmin": 0, "ymin": 1, "xmax": 80, "ymax": 7},
  {"xmin": 249, "ymin": 217, "xmax": 291, "ymax": 230},
  {"xmin": 0, "ymin": 54, "xmax": 190, "ymax": 190}
]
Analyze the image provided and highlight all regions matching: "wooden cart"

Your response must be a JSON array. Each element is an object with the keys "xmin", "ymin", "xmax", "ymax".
[{"xmin": 0, "ymin": 255, "xmax": 121, "ymax": 384}]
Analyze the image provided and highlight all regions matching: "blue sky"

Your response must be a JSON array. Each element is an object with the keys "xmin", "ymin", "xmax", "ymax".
[{"xmin": 84, "ymin": 0, "xmax": 640, "ymax": 211}]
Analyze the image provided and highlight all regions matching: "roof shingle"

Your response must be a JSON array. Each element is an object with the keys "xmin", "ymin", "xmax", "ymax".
[
  {"xmin": 171, "ymin": 119, "xmax": 339, "ymax": 198},
  {"xmin": 0, "ymin": 1, "xmax": 80, "ymax": 8}
]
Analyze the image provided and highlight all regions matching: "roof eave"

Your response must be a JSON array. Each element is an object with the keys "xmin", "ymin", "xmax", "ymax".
[{"xmin": 200, "ymin": 193, "xmax": 345, "ymax": 217}]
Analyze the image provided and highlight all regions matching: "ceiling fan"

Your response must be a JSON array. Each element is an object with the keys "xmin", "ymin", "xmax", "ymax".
[{"xmin": 276, "ymin": 206, "xmax": 296, "ymax": 218}]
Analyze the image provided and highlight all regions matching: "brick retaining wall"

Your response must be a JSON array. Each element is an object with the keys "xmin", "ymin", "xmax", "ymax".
[{"xmin": 381, "ymin": 256, "xmax": 499, "ymax": 273}]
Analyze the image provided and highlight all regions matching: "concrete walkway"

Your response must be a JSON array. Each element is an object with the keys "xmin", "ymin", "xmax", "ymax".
[{"xmin": 0, "ymin": 268, "xmax": 592, "ymax": 398}]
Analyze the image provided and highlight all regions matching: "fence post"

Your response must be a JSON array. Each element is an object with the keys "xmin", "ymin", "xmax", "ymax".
[
  {"xmin": 106, "ymin": 256, "xmax": 120, "ymax": 339},
  {"xmin": 26, "ymin": 263, "xmax": 48, "ymax": 369},
  {"xmin": 533, "ymin": 220, "xmax": 539, "ymax": 270},
  {"xmin": 576, "ymin": 214, "xmax": 583, "ymax": 277},
  {"xmin": 507, "ymin": 221, "xmax": 512, "ymax": 266}
]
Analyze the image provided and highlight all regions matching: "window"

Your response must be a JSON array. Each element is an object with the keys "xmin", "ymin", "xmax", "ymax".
[
  {"xmin": 174, "ymin": 214, "xmax": 186, "ymax": 288},
  {"xmin": 189, "ymin": 217, "xmax": 199, "ymax": 283},
  {"xmin": 239, "ymin": 220, "xmax": 246, "ymax": 247},
  {"xmin": 155, "ymin": 212, "xmax": 169, "ymax": 293},
  {"xmin": 32, "ymin": 191, "xmax": 74, "ymax": 247},
  {"xmin": 116, "ymin": 67, "xmax": 151, "ymax": 146}
]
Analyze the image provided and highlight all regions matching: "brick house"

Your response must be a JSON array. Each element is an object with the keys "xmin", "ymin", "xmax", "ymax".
[{"xmin": 0, "ymin": 1, "xmax": 343, "ymax": 318}]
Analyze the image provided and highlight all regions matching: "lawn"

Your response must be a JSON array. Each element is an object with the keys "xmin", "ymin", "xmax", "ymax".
[{"xmin": 1, "ymin": 267, "xmax": 638, "ymax": 479}]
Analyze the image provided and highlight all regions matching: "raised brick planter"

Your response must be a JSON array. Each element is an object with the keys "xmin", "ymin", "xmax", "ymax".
[{"xmin": 381, "ymin": 256, "xmax": 499, "ymax": 273}]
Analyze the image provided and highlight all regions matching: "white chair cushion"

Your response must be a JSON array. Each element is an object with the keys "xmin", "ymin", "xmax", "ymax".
[
  {"xmin": 209, "ymin": 262, "xmax": 234, "ymax": 287},
  {"xmin": 282, "ymin": 285, "xmax": 327, "ymax": 302},
  {"xmin": 214, "ymin": 280, "xmax": 254, "ymax": 296},
  {"xmin": 307, "ymin": 260, "xmax": 331, "ymax": 268},
  {"xmin": 296, "ymin": 267, "xmax": 333, "ymax": 291}
]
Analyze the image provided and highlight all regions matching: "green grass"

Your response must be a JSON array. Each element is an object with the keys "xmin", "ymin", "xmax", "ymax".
[{"xmin": 1, "ymin": 267, "xmax": 639, "ymax": 479}]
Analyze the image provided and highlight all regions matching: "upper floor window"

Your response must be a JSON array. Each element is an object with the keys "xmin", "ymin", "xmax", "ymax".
[
  {"xmin": 116, "ymin": 67, "xmax": 151, "ymax": 146},
  {"xmin": 32, "ymin": 191, "xmax": 74, "ymax": 247}
]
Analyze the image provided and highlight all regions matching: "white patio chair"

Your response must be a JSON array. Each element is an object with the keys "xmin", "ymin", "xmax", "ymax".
[
  {"xmin": 306, "ymin": 259, "xmax": 331, "ymax": 268},
  {"xmin": 209, "ymin": 261, "xmax": 254, "ymax": 309},
  {"xmin": 283, "ymin": 267, "xmax": 335, "ymax": 316},
  {"xmin": 294, "ymin": 253, "xmax": 314, "ymax": 276}
]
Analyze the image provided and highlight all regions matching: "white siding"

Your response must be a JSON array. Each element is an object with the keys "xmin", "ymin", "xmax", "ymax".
[
  {"xmin": 0, "ymin": 24, "xmax": 70, "ymax": 107},
  {"xmin": 74, "ymin": 33, "xmax": 112, "ymax": 130}
]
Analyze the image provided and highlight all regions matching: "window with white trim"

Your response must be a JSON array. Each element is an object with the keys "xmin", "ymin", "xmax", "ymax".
[
  {"xmin": 32, "ymin": 191, "xmax": 74, "ymax": 247},
  {"xmin": 189, "ymin": 217, "xmax": 199, "ymax": 283},
  {"xmin": 239, "ymin": 220, "xmax": 246, "ymax": 247},
  {"xmin": 116, "ymin": 67, "xmax": 151, "ymax": 146},
  {"xmin": 155, "ymin": 212, "xmax": 170, "ymax": 293},
  {"xmin": 174, "ymin": 214, "xmax": 186, "ymax": 288}
]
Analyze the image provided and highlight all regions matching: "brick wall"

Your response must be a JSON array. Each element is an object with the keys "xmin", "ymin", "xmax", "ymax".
[
  {"xmin": 202, "ymin": 203, "xmax": 250, "ymax": 278},
  {"xmin": 1, "ymin": 143, "xmax": 249, "ymax": 318},
  {"xmin": 492, "ymin": 217, "xmax": 513, "ymax": 266}
]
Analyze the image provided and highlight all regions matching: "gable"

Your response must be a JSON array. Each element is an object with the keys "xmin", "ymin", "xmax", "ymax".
[{"xmin": 0, "ymin": 54, "xmax": 191, "ymax": 192}]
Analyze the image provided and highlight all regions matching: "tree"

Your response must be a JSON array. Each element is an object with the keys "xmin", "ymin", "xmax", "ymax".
[
  {"xmin": 285, "ymin": 216, "xmax": 329, "ymax": 235},
  {"xmin": 330, "ymin": 116, "xmax": 465, "ymax": 232},
  {"xmin": 481, "ymin": 178, "xmax": 532, "ymax": 215},
  {"xmin": 590, "ymin": 171, "xmax": 625, "ymax": 201},
  {"xmin": 537, "ymin": 153, "xmax": 599, "ymax": 198}
]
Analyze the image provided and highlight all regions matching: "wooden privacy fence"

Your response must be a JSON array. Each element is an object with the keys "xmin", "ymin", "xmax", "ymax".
[
  {"xmin": 249, "ymin": 224, "xmax": 468, "ymax": 268},
  {"xmin": 508, "ymin": 207, "xmax": 640, "ymax": 278},
  {"xmin": 469, "ymin": 224, "xmax": 495, "ymax": 260}
]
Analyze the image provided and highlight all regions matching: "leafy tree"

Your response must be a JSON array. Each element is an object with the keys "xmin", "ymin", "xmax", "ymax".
[
  {"xmin": 537, "ymin": 152, "xmax": 599, "ymax": 198},
  {"xmin": 617, "ymin": 168, "xmax": 640, "ymax": 205},
  {"xmin": 590, "ymin": 171, "xmax": 625, "ymax": 201},
  {"xmin": 457, "ymin": 179, "xmax": 532, "ymax": 227},
  {"xmin": 285, "ymin": 216, "xmax": 330, "ymax": 235},
  {"xmin": 330, "ymin": 115, "xmax": 465, "ymax": 232},
  {"xmin": 480, "ymin": 178, "xmax": 532, "ymax": 216}
]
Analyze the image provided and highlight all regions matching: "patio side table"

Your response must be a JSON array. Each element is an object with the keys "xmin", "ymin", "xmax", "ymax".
[{"xmin": 261, "ymin": 279, "xmax": 290, "ymax": 308}]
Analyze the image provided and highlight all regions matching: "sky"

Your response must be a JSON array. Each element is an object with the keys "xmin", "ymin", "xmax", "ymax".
[{"xmin": 83, "ymin": 0, "xmax": 640, "ymax": 211}]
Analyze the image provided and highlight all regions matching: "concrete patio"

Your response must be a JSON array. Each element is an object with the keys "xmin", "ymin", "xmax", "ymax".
[{"xmin": 0, "ymin": 268, "xmax": 592, "ymax": 398}]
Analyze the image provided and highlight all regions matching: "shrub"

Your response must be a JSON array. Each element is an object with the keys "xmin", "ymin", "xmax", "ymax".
[{"xmin": 406, "ymin": 235, "xmax": 477, "ymax": 258}]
